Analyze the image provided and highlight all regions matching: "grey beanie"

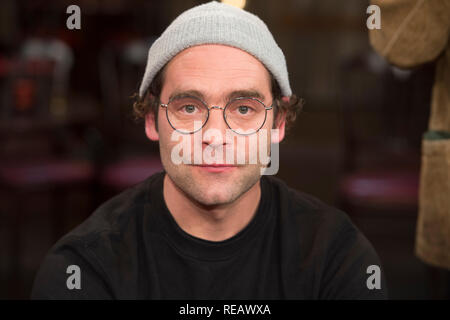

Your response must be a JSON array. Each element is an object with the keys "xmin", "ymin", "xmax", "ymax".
[{"xmin": 139, "ymin": 1, "xmax": 292, "ymax": 98}]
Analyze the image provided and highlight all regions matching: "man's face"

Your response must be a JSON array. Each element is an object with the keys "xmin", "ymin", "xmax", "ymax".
[{"xmin": 145, "ymin": 44, "xmax": 285, "ymax": 206}]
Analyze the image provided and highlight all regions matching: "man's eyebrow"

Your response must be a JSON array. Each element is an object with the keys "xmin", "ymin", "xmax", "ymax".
[
  {"xmin": 168, "ymin": 89, "xmax": 266, "ymax": 102},
  {"xmin": 169, "ymin": 90, "xmax": 204, "ymax": 101},
  {"xmin": 226, "ymin": 90, "xmax": 265, "ymax": 101}
]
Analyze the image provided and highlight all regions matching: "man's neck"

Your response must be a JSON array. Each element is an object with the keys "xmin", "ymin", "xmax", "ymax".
[{"xmin": 163, "ymin": 174, "xmax": 261, "ymax": 242}]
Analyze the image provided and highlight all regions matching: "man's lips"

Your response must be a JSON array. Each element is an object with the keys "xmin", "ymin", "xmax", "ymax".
[{"xmin": 197, "ymin": 164, "xmax": 236, "ymax": 167}]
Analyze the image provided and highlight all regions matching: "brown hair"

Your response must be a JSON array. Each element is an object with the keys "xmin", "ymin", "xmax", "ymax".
[{"xmin": 132, "ymin": 66, "xmax": 304, "ymax": 131}]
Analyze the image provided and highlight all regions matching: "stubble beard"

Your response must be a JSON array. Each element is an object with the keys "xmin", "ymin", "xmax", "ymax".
[{"xmin": 160, "ymin": 147, "xmax": 262, "ymax": 207}]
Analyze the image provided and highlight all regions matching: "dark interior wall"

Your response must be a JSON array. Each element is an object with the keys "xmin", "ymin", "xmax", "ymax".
[{"xmin": 0, "ymin": 0, "xmax": 440, "ymax": 299}]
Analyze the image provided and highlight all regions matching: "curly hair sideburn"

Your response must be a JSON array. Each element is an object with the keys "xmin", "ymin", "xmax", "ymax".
[{"xmin": 132, "ymin": 66, "xmax": 304, "ymax": 131}]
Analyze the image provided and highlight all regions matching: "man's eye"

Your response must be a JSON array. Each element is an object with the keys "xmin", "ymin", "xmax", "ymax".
[
  {"xmin": 183, "ymin": 105, "xmax": 197, "ymax": 113},
  {"xmin": 238, "ymin": 106, "xmax": 250, "ymax": 114}
]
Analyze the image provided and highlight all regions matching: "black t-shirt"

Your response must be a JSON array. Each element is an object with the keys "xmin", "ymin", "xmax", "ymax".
[{"xmin": 31, "ymin": 171, "xmax": 388, "ymax": 299}]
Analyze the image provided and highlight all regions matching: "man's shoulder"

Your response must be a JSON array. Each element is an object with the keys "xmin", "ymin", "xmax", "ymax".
[
  {"xmin": 265, "ymin": 175, "xmax": 387, "ymax": 299},
  {"xmin": 265, "ymin": 175, "xmax": 353, "ymax": 232},
  {"xmin": 56, "ymin": 171, "xmax": 163, "ymax": 249},
  {"xmin": 31, "ymin": 173, "xmax": 166, "ymax": 299},
  {"xmin": 265, "ymin": 175, "xmax": 369, "ymax": 262}
]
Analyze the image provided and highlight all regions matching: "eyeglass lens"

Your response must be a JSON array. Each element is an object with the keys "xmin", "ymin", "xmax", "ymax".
[{"xmin": 166, "ymin": 97, "xmax": 268, "ymax": 134}]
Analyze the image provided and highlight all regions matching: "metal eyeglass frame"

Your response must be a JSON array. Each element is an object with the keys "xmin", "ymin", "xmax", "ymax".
[{"xmin": 160, "ymin": 96, "xmax": 274, "ymax": 135}]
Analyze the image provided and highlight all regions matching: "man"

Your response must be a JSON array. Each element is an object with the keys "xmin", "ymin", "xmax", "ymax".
[{"xmin": 32, "ymin": 1, "xmax": 387, "ymax": 299}]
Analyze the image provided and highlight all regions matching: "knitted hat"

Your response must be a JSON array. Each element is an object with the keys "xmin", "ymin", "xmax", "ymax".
[{"xmin": 139, "ymin": 1, "xmax": 291, "ymax": 98}]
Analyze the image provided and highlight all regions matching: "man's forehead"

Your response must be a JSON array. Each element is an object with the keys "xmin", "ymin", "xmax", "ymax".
[
  {"xmin": 166, "ymin": 44, "xmax": 270, "ymax": 76},
  {"xmin": 168, "ymin": 88, "xmax": 267, "ymax": 102},
  {"xmin": 162, "ymin": 44, "xmax": 272, "ymax": 99}
]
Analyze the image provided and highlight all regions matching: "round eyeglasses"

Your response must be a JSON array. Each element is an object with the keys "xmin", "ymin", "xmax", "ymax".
[{"xmin": 160, "ymin": 96, "xmax": 273, "ymax": 135}]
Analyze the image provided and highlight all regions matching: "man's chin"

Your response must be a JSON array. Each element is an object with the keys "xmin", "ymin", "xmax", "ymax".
[
  {"xmin": 188, "ymin": 170, "xmax": 238, "ymax": 205},
  {"xmin": 165, "ymin": 162, "xmax": 261, "ymax": 206}
]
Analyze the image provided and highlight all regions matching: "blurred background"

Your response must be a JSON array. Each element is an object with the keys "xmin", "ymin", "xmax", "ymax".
[{"xmin": 0, "ymin": 0, "xmax": 445, "ymax": 299}]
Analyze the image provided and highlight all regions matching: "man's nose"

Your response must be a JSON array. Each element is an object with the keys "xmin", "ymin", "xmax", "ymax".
[{"xmin": 202, "ymin": 107, "xmax": 228, "ymax": 146}]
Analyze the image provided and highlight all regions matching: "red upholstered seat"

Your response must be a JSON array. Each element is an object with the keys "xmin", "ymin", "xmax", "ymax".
[
  {"xmin": 100, "ymin": 155, "xmax": 163, "ymax": 191},
  {"xmin": 0, "ymin": 158, "xmax": 94, "ymax": 188},
  {"xmin": 339, "ymin": 169, "xmax": 419, "ymax": 210}
]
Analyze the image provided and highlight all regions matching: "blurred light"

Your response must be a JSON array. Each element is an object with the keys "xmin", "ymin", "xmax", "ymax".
[{"xmin": 221, "ymin": 0, "xmax": 247, "ymax": 9}]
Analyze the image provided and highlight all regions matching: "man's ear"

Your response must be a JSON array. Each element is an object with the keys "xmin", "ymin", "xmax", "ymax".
[
  {"xmin": 272, "ymin": 112, "xmax": 286, "ymax": 143},
  {"xmin": 145, "ymin": 112, "xmax": 159, "ymax": 141},
  {"xmin": 272, "ymin": 97, "xmax": 289, "ymax": 143}
]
